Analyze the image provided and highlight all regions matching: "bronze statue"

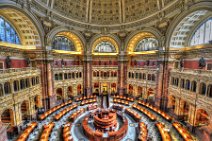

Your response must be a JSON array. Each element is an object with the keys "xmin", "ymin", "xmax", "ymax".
[
  {"xmin": 5, "ymin": 56, "xmax": 11, "ymax": 68},
  {"xmin": 199, "ymin": 57, "xmax": 206, "ymax": 68}
]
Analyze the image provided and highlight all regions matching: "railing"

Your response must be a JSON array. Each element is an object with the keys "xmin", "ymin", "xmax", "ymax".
[
  {"xmin": 171, "ymin": 68, "xmax": 212, "ymax": 75},
  {"xmin": 0, "ymin": 67, "xmax": 40, "ymax": 74},
  {"xmin": 52, "ymin": 66, "xmax": 83, "ymax": 72}
]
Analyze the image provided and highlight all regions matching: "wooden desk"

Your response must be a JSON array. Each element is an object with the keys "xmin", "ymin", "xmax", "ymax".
[
  {"xmin": 16, "ymin": 122, "xmax": 37, "ymax": 141},
  {"xmin": 138, "ymin": 122, "xmax": 148, "ymax": 141},
  {"xmin": 125, "ymin": 108, "xmax": 141, "ymax": 122},
  {"xmin": 39, "ymin": 122, "xmax": 55, "ymax": 141},
  {"xmin": 132, "ymin": 104, "xmax": 157, "ymax": 121},
  {"xmin": 75, "ymin": 95, "xmax": 96, "ymax": 102},
  {"xmin": 155, "ymin": 122, "xmax": 171, "ymax": 141},
  {"xmin": 138, "ymin": 101, "xmax": 172, "ymax": 121},
  {"xmin": 113, "ymin": 99, "xmax": 129, "ymax": 106},
  {"xmin": 112, "ymin": 104, "xmax": 124, "ymax": 111},
  {"xmin": 80, "ymin": 99, "xmax": 97, "ymax": 106},
  {"xmin": 113, "ymin": 95, "xmax": 134, "ymax": 102},
  {"xmin": 63, "ymin": 123, "xmax": 73, "ymax": 141},
  {"xmin": 39, "ymin": 100, "xmax": 72, "ymax": 120},
  {"xmin": 54, "ymin": 104, "xmax": 78, "ymax": 121},
  {"xmin": 69, "ymin": 108, "xmax": 85, "ymax": 122},
  {"xmin": 172, "ymin": 122, "xmax": 193, "ymax": 141}
]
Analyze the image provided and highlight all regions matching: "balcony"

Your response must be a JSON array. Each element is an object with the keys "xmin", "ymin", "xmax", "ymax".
[{"xmin": 0, "ymin": 67, "xmax": 41, "ymax": 81}]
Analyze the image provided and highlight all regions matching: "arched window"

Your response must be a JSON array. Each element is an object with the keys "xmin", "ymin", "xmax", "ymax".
[
  {"xmin": 52, "ymin": 36, "xmax": 75, "ymax": 51},
  {"xmin": 143, "ymin": 74, "xmax": 146, "ymax": 80},
  {"xmin": 0, "ymin": 84, "xmax": 4, "ymax": 96},
  {"xmin": 185, "ymin": 80, "xmax": 190, "ymax": 90},
  {"xmin": 55, "ymin": 74, "xmax": 59, "ymax": 80},
  {"xmin": 68, "ymin": 73, "xmax": 71, "ymax": 79},
  {"xmin": 128, "ymin": 72, "xmax": 131, "ymax": 78},
  {"xmin": 139, "ymin": 73, "xmax": 142, "ymax": 79},
  {"xmin": 190, "ymin": 18, "xmax": 212, "ymax": 46},
  {"xmin": 207, "ymin": 84, "xmax": 212, "ymax": 98},
  {"xmin": 94, "ymin": 41, "xmax": 116, "ymax": 53},
  {"xmin": 32, "ymin": 77, "xmax": 36, "ymax": 86},
  {"xmin": 191, "ymin": 81, "xmax": 197, "ymax": 92},
  {"xmin": 181, "ymin": 79, "xmax": 185, "ymax": 88},
  {"xmin": 72, "ymin": 72, "xmax": 75, "ymax": 79},
  {"xmin": 25, "ymin": 78, "xmax": 30, "ymax": 88},
  {"xmin": 148, "ymin": 74, "xmax": 152, "ymax": 80},
  {"xmin": 132, "ymin": 73, "xmax": 134, "ymax": 79},
  {"xmin": 0, "ymin": 17, "xmax": 20, "ymax": 44},
  {"xmin": 36, "ymin": 76, "xmax": 39, "ymax": 84},
  {"xmin": 152, "ymin": 74, "xmax": 155, "ymax": 81},
  {"xmin": 64, "ymin": 73, "xmax": 68, "ymax": 79},
  {"xmin": 4, "ymin": 82, "xmax": 11, "ymax": 95},
  {"xmin": 59, "ymin": 73, "xmax": 63, "ymax": 80},
  {"xmin": 134, "ymin": 38, "xmax": 158, "ymax": 51},
  {"xmin": 13, "ymin": 80, "xmax": 19, "ymax": 92},
  {"xmin": 136, "ymin": 73, "xmax": 139, "ymax": 79},
  {"xmin": 20, "ymin": 79, "xmax": 26, "ymax": 89},
  {"xmin": 199, "ymin": 83, "xmax": 206, "ymax": 95}
]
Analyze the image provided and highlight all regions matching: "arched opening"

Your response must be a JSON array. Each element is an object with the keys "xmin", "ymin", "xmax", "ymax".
[
  {"xmin": 207, "ymin": 84, "xmax": 212, "ymax": 98},
  {"xmin": 25, "ymin": 78, "xmax": 30, "ymax": 88},
  {"xmin": 148, "ymin": 74, "xmax": 152, "ymax": 81},
  {"xmin": 126, "ymin": 32, "xmax": 160, "ymax": 54},
  {"xmin": 77, "ymin": 84, "xmax": 82, "ymax": 95},
  {"xmin": 168, "ymin": 95, "xmax": 176, "ymax": 113},
  {"xmin": 31, "ymin": 77, "xmax": 36, "ymax": 86},
  {"xmin": 1, "ymin": 109, "xmax": 14, "ymax": 126},
  {"xmin": 128, "ymin": 84, "xmax": 133, "ymax": 95},
  {"xmin": 93, "ymin": 82, "xmax": 99, "ymax": 95},
  {"xmin": 169, "ymin": 10, "xmax": 210, "ymax": 48},
  {"xmin": 195, "ymin": 109, "xmax": 209, "ymax": 126},
  {"xmin": 4, "ymin": 82, "xmax": 11, "ymax": 95},
  {"xmin": 59, "ymin": 73, "xmax": 63, "ymax": 80},
  {"xmin": 111, "ymin": 83, "xmax": 116, "ymax": 95},
  {"xmin": 191, "ymin": 81, "xmax": 197, "ymax": 92},
  {"xmin": 0, "ymin": 8, "xmax": 42, "ymax": 49},
  {"xmin": 185, "ymin": 79, "xmax": 190, "ymax": 90},
  {"xmin": 20, "ymin": 79, "xmax": 26, "ymax": 90},
  {"xmin": 55, "ymin": 74, "xmax": 59, "ymax": 80},
  {"xmin": 67, "ymin": 86, "xmax": 73, "ymax": 99},
  {"xmin": 181, "ymin": 79, "xmax": 185, "ymax": 89},
  {"xmin": 0, "ymin": 84, "xmax": 3, "ymax": 96},
  {"xmin": 138, "ymin": 86, "xmax": 143, "ymax": 98},
  {"xmin": 199, "ymin": 82, "xmax": 206, "ymax": 95},
  {"xmin": 34, "ymin": 95, "xmax": 42, "ymax": 110},
  {"xmin": 152, "ymin": 74, "xmax": 156, "ymax": 81},
  {"xmin": 56, "ymin": 88, "xmax": 63, "ymax": 103},
  {"xmin": 51, "ymin": 31, "xmax": 83, "ymax": 54},
  {"xmin": 180, "ymin": 100, "xmax": 189, "ymax": 121},
  {"xmin": 13, "ymin": 80, "xmax": 19, "ymax": 92},
  {"xmin": 20, "ymin": 100, "xmax": 30, "ymax": 120}
]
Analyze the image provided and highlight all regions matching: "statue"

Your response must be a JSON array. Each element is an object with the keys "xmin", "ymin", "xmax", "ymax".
[
  {"xmin": 5, "ymin": 56, "xmax": 11, "ymax": 68},
  {"xmin": 146, "ymin": 60, "xmax": 150, "ymax": 66},
  {"xmin": 180, "ymin": 58, "xmax": 184, "ymax": 68},
  {"xmin": 26, "ymin": 58, "xmax": 31, "ymax": 67},
  {"xmin": 199, "ymin": 57, "xmax": 206, "ymax": 68}
]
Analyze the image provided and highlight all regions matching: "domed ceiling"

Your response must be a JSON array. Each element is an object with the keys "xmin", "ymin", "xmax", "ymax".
[{"xmin": 32, "ymin": 0, "xmax": 181, "ymax": 32}]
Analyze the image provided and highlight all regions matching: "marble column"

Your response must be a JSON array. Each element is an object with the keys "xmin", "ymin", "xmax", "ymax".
[
  {"xmin": 83, "ymin": 54, "xmax": 92, "ymax": 96},
  {"xmin": 118, "ymin": 52, "xmax": 128, "ymax": 95}
]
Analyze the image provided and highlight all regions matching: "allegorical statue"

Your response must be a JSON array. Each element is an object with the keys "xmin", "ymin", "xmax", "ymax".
[
  {"xmin": 199, "ymin": 57, "xmax": 206, "ymax": 68},
  {"xmin": 5, "ymin": 56, "xmax": 11, "ymax": 68},
  {"xmin": 26, "ymin": 58, "xmax": 31, "ymax": 67},
  {"xmin": 180, "ymin": 58, "xmax": 184, "ymax": 68}
]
